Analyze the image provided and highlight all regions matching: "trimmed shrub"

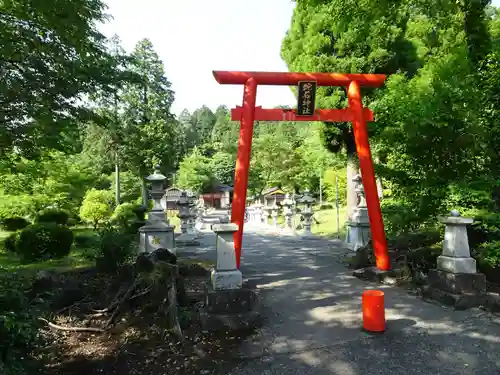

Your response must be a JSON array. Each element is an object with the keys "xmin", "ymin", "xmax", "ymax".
[
  {"xmin": 35, "ymin": 209, "xmax": 69, "ymax": 225},
  {"xmin": 1, "ymin": 217, "xmax": 30, "ymax": 231},
  {"xmin": 73, "ymin": 233, "xmax": 97, "ymax": 248},
  {"xmin": 79, "ymin": 189, "xmax": 114, "ymax": 229},
  {"xmin": 15, "ymin": 223, "xmax": 73, "ymax": 263},
  {"xmin": 95, "ymin": 225, "xmax": 135, "ymax": 272},
  {"xmin": 112, "ymin": 203, "xmax": 139, "ymax": 227},
  {"xmin": 3, "ymin": 231, "xmax": 20, "ymax": 253}
]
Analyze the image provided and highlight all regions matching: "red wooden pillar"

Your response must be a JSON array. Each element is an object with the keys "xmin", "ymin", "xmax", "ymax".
[
  {"xmin": 231, "ymin": 77, "xmax": 257, "ymax": 269},
  {"xmin": 347, "ymin": 81, "xmax": 390, "ymax": 270}
]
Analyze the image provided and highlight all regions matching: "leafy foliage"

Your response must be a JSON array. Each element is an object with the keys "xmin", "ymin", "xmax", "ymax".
[
  {"xmin": 13, "ymin": 223, "xmax": 74, "ymax": 263},
  {"xmin": 1, "ymin": 217, "xmax": 29, "ymax": 231},
  {"xmin": 35, "ymin": 209, "xmax": 69, "ymax": 226},
  {"xmin": 94, "ymin": 224, "xmax": 135, "ymax": 272},
  {"xmin": 79, "ymin": 189, "xmax": 114, "ymax": 229}
]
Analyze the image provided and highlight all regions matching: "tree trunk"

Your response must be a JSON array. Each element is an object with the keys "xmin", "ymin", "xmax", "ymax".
[
  {"xmin": 141, "ymin": 178, "xmax": 148, "ymax": 207},
  {"xmin": 115, "ymin": 158, "xmax": 121, "ymax": 206},
  {"xmin": 346, "ymin": 149, "xmax": 359, "ymax": 221},
  {"xmin": 376, "ymin": 177, "xmax": 384, "ymax": 201}
]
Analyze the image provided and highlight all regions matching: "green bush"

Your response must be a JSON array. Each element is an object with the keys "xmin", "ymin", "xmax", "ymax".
[
  {"xmin": 14, "ymin": 224, "xmax": 73, "ymax": 263},
  {"xmin": 73, "ymin": 233, "xmax": 97, "ymax": 248},
  {"xmin": 79, "ymin": 189, "xmax": 114, "ymax": 229},
  {"xmin": 0, "ymin": 271, "xmax": 46, "ymax": 367},
  {"xmin": 35, "ymin": 209, "xmax": 69, "ymax": 225},
  {"xmin": 1, "ymin": 217, "xmax": 30, "ymax": 231},
  {"xmin": 95, "ymin": 225, "xmax": 135, "ymax": 272},
  {"xmin": 3, "ymin": 232, "xmax": 19, "ymax": 253},
  {"xmin": 477, "ymin": 241, "xmax": 500, "ymax": 268},
  {"xmin": 381, "ymin": 199, "xmax": 423, "ymax": 236},
  {"xmin": 112, "ymin": 202, "xmax": 139, "ymax": 227}
]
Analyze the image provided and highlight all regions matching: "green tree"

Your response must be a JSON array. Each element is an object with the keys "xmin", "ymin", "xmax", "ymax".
[
  {"xmin": 177, "ymin": 148, "xmax": 213, "ymax": 193},
  {"xmin": 119, "ymin": 39, "xmax": 180, "ymax": 204},
  {"xmin": 0, "ymin": 0, "xmax": 123, "ymax": 157}
]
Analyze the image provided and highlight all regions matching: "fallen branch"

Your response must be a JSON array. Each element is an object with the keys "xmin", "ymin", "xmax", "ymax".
[{"xmin": 39, "ymin": 318, "xmax": 104, "ymax": 333}]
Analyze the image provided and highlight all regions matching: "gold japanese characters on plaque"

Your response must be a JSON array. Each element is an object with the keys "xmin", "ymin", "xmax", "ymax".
[{"xmin": 297, "ymin": 80, "xmax": 317, "ymax": 116}]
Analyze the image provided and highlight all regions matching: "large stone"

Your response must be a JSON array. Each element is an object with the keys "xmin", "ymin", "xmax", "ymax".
[
  {"xmin": 139, "ymin": 225, "xmax": 175, "ymax": 254},
  {"xmin": 198, "ymin": 282, "xmax": 261, "ymax": 332},
  {"xmin": 427, "ymin": 269, "xmax": 486, "ymax": 295},
  {"xmin": 437, "ymin": 255, "xmax": 477, "ymax": 274},
  {"xmin": 211, "ymin": 269, "xmax": 243, "ymax": 290}
]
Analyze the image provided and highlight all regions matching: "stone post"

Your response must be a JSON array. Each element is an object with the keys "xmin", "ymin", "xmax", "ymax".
[
  {"xmin": 139, "ymin": 165, "xmax": 175, "ymax": 254},
  {"xmin": 211, "ymin": 224, "xmax": 243, "ymax": 290},
  {"xmin": 198, "ymin": 223, "xmax": 260, "ymax": 332},
  {"xmin": 176, "ymin": 191, "xmax": 199, "ymax": 246},
  {"xmin": 423, "ymin": 211, "xmax": 486, "ymax": 309},
  {"xmin": 281, "ymin": 193, "xmax": 297, "ymax": 236},
  {"xmin": 300, "ymin": 190, "xmax": 315, "ymax": 238},
  {"xmin": 345, "ymin": 174, "xmax": 371, "ymax": 252}
]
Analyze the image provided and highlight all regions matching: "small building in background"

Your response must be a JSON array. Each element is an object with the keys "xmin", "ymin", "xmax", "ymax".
[
  {"xmin": 161, "ymin": 187, "xmax": 196, "ymax": 210},
  {"xmin": 201, "ymin": 184, "xmax": 233, "ymax": 209},
  {"xmin": 262, "ymin": 187, "xmax": 286, "ymax": 206}
]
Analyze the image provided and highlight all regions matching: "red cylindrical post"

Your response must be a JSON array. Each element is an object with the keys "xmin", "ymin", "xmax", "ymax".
[
  {"xmin": 231, "ymin": 77, "xmax": 257, "ymax": 269},
  {"xmin": 362, "ymin": 290, "xmax": 386, "ymax": 333},
  {"xmin": 348, "ymin": 81, "xmax": 390, "ymax": 271}
]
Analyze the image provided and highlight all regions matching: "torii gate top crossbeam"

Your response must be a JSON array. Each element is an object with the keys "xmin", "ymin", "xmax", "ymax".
[{"xmin": 212, "ymin": 71, "xmax": 387, "ymax": 88}]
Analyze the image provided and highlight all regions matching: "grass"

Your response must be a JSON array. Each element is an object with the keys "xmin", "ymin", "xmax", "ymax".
[
  {"xmin": 266, "ymin": 206, "xmax": 347, "ymax": 238},
  {"xmin": 0, "ymin": 226, "xmax": 96, "ymax": 272},
  {"xmin": 312, "ymin": 206, "xmax": 347, "ymax": 237}
]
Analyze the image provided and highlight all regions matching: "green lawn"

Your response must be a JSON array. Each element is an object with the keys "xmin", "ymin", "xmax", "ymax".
[
  {"xmin": 0, "ymin": 227, "xmax": 96, "ymax": 272},
  {"xmin": 266, "ymin": 206, "xmax": 347, "ymax": 238}
]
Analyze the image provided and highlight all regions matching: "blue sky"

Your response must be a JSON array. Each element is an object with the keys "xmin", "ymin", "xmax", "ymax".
[
  {"xmin": 99, "ymin": 0, "xmax": 296, "ymax": 115},
  {"xmin": 100, "ymin": 0, "xmax": 500, "ymax": 115}
]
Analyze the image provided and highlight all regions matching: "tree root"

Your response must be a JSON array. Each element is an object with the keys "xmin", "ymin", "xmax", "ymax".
[{"xmin": 39, "ymin": 318, "xmax": 105, "ymax": 333}]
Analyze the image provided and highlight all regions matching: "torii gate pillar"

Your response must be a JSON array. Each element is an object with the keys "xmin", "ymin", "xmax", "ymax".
[{"xmin": 213, "ymin": 71, "xmax": 390, "ymax": 271}]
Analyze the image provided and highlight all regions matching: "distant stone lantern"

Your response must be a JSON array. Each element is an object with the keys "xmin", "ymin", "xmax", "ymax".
[
  {"xmin": 146, "ymin": 165, "xmax": 169, "ymax": 225},
  {"xmin": 139, "ymin": 165, "xmax": 175, "ymax": 254},
  {"xmin": 281, "ymin": 193, "xmax": 296, "ymax": 235},
  {"xmin": 176, "ymin": 191, "xmax": 199, "ymax": 246},
  {"xmin": 300, "ymin": 190, "xmax": 315, "ymax": 237}
]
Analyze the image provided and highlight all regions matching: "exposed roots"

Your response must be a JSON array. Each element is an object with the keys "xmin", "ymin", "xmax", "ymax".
[{"xmin": 44, "ymin": 254, "xmax": 184, "ymax": 339}]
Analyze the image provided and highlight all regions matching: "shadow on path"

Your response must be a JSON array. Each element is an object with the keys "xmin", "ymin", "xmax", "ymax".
[{"xmin": 178, "ymin": 228, "xmax": 500, "ymax": 375}]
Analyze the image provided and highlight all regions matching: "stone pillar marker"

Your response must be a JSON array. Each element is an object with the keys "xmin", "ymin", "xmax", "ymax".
[
  {"xmin": 198, "ymin": 223, "xmax": 260, "ymax": 332},
  {"xmin": 423, "ymin": 210, "xmax": 487, "ymax": 309},
  {"xmin": 300, "ymin": 189, "xmax": 315, "ymax": 238},
  {"xmin": 211, "ymin": 223, "xmax": 243, "ymax": 290},
  {"xmin": 345, "ymin": 174, "xmax": 371, "ymax": 252},
  {"xmin": 139, "ymin": 165, "xmax": 175, "ymax": 254}
]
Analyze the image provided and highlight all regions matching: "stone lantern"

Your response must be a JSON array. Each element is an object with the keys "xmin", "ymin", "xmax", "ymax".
[
  {"xmin": 176, "ymin": 191, "xmax": 199, "ymax": 246},
  {"xmin": 139, "ymin": 165, "xmax": 175, "ymax": 254},
  {"xmin": 262, "ymin": 204, "xmax": 272, "ymax": 227},
  {"xmin": 270, "ymin": 200, "xmax": 280, "ymax": 229},
  {"xmin": 345, "ymin": 174, "xmax": 370, "ymax": 252},
  {"xmin": 281, "ymin": 193, "xmax": 296, "ymax": 235},
  {"xmin": 253, "ymin": 202, "xmax": 264, "ymax": 226},
  {"xmin": 424, "ymin": 211, "xmax": 487, "ymax": 309},
  {"xmin": 300, "ymin": 189, "xmax": 315, "ymax": 237}
]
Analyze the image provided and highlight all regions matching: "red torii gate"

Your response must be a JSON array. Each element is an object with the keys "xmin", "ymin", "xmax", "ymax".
[{"xmin": 213, "ymin": 71, "xmax": 390, "ymax": 271}]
